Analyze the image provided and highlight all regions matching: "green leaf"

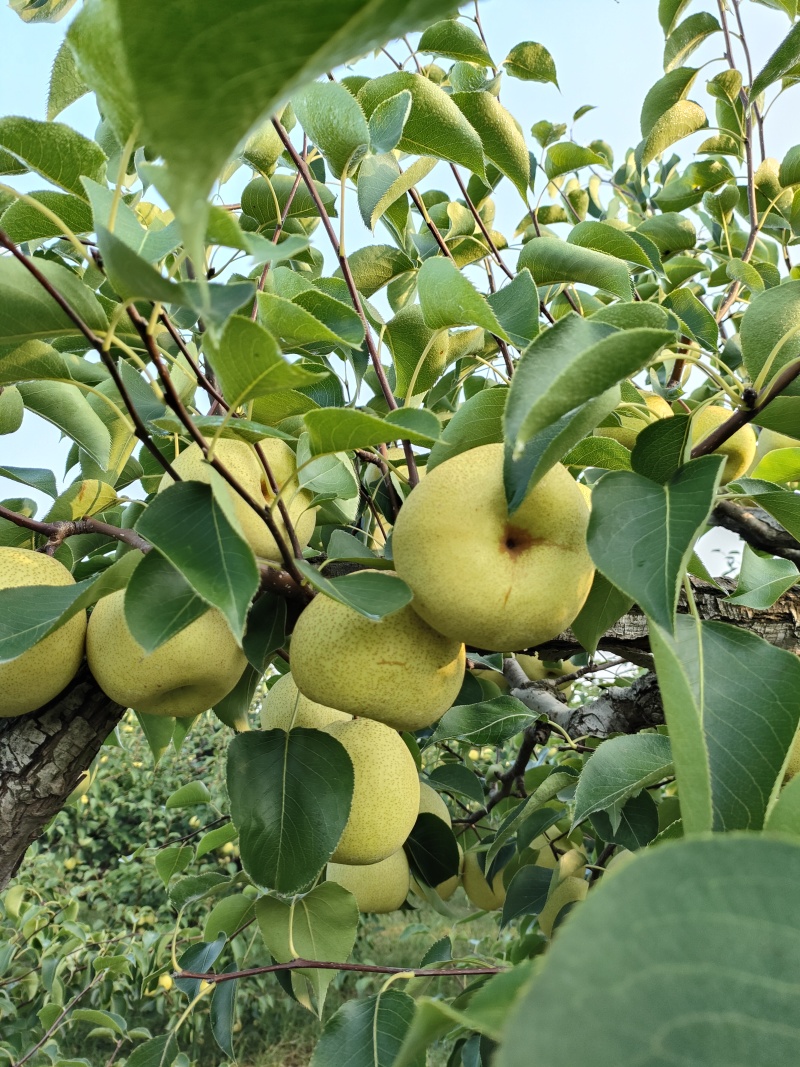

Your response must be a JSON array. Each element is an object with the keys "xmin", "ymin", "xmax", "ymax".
[
  {"xmin": 740, "ymin": 281, "xmax": 800, "ymax": 397},
  {"xmin": 170, "ymin": 873, "xmax": 228, "ymax": 910},
  {"xmin": 0, "ymin": 191, "xmax": 93, "ymax": 243},
  {"xmin": 404, "ymin": 812, "xmax": 460, "ymax": 887},
  {"xmin": 48, "ymin": 38, "xmax": 89, "ymax": 120},
  {"xmin": 196, "ymin": 822, "xmax": 238, "ymax": 860},
  {"xmin": 544, "ymin": 143, "xmax": 607, "ymax": 181},
  {"xmin": 503, "ymin": 41, "xmax": 558, "ymax": 85},
  {"xmin": 726, "ymin": 258, "xmax": 765, "ymax": 294},
  {"xmin": 303, "ymin": 407, "xmax": 440, "ymax": 453},
  {"xmin": 637, "ymin": 211, "xmax": 696, "ymax": 252},
  {"xmin": 154, "ymin": 844, "xmax": 193, "ymax": 887},
  {"xmin": 174, "ymin": 936, "xmax": 227, "ymax": 998},
  {"xmin": 751, "ymin": 446, "xmax": 800, "ymax": 483},
  {"xmin": 242, "ymin": 592, "xmax": 287, "ymax": 672},
  {"xmin": 751, "ymin": 19, "xmax": 800, "ymax": 98},
  {"xmin": 0, "ymin": 257, "xmax": 108, "ymax": 344},
  {"xmin": 135, "ymin": 482, "xmax": 259, "ymax": 641},
  {"xmin": 293, "ymin": 81, "xmax": 370, "ymax": 179},
  {"xmin": 733, "ymin": 482, "xmax": 800, "ymax": 540},
  {"xmin": 451, "ymin": 92, "xmax": 530, "ymax": 199},
  {"xmin": 630, "ymin": 414, "xmax": 692, "ymax": 484},
  {"xmin": 358, "ymin": 73, "xmax": 485, "ymax": 176},
  {"xmin": 256, "ymin": 291, "xmax": 363, "ymax": 352},
  {"xmin": 71, "ymin": 1009, "xmax": 126, "ymax": 1035},
  {"xmin": 211, "ymin": 979, "xmax": 237, "ymax": 1060},
  {"xmin": 590, "ymin": 791, "xmax": 659, "ymax": 850},
  {"xmin": 68, "ymin": 0, "xmax": 460, "ymax": 253},
  {"xmin": 357, "ymin": 153, "xmax": 438, "ymax": 231},
  {"xmin": 498, "ymin": 835, "xmax": 800, "ymax": 1067},
  {"xmin": 637, "ymin": 100, "xmax": 707, "ymax": 168},
  {"xmin": 651, "ymin": 616, "xmax": 800, "ymax": 833},
  {"xmin": 0, "ymin": 116, "xmax": 105, "ymax": 198},
  {"xmin": 17, "ymin": 381, "xmax": 112, "ymax": 468},
  {"xmin": 563, "ymin": 436, "xmax": 632, "ymax": 472},
  {"xmin": 255, "ymin": 882, "xmax": 358, "ymax": 1015},
  {"xmin": 504, "ymin": 314, "xmax": 674, "ymax": 448},
  {"xmin": 486, "ymin": 770, "xmax": 578, "ymax": 867},
  {"xmin": 152, "ymin": 414, "xmax": 292, "ymax": 446},
  {"xmin": 418, "ymin": 19, "xmax": 493, "ymax": 65},
  {"xmin": 97, "ymin": 225, "xmax": 181, "ymax": 303},
  {"xmin": 427, "ymin": 387, "xmax": 506, "ymax": 471},
  {"xmin": 779, "ymin": 145, "xmax": 800, "ymax": 187},
  {"xmin": 518, "ymin": 238, "xmax": 633, "ymax": 301},
  {"xmin": 587, "ymin": 459, "xmax": 723, "ymax": 633},
  {"xmin": 242, "ymin": 174, "xmax": 337, "ymax": 228},
  {"xmin": 203, "ymin": 894, "xmax": 253, "ymax": 941},
  {"xmin": 567, "ymin": 221, "xmax": 655, "ymax": 270},
  {"xmin": 166, "ymin": 781, "xmax": 212, "ymax": 809},
  {"xmin": 295, "ymin": 563, "xmax": 412, "ymax": 621},
  {"xmin": 0, "ymin": 465, "xmax": 58, "ymax": 500},
  {"xmin": 428, "ymin": 697, "xmax": 538, "ymax": 747},
  {"xmin": 663, "ymin": 287, "xmax": 719, "ymax": 351},
  {"xmin": 486, "ymin": 269, "xmax": 539, "ymax": 349},
  {"xmin": 765, "ymin": 776, "xmax": 800, "ymax": 837},
  {"xmin": 123, "ymin": 551, "xmax": 208, "ymax": 654},
  {"xmin": 10, "ymin": 0, "xmax": 79, "ymax": 22},
  {"xmin": 724, "ymin": 544, "xmax": 799, "ymax": 609},
  {"xmin": 135, "ymin": 711, "xmax": 175, "ymax": 766},
  {"xmin": 126, "ymin": 1034, "xmax": 179, "ymax": 1067},
  {"xmin": 367, "ymin": 90, "xmax": 413, "ymax": 155},
  {"xmin": 663, "ymin": 12, "xmax": 721, "ymax": 72},
  {"xmin": 385, "ymin": 304, "xmax": 451, "ymax": 399},
  {"xmin": 227, "ymin": 729, "xmax": 354, "ymax": 893},
  {"xmin": 0, "ymin": 551, "xmax": 139, "ymax": 664},
  {"xmin": 417, "ymin": 257, "xmax": 508, "ymax": 340},
  {"xmin": 640, "ymin": 67, "xmax": 699, "ymax": 137},
  {"xmin": 501, "ymin": 866, "xmax": 553, "ymax": 928},
  {"xmin": 428, "ymin": 763, "xmax": 484, "ymax": 805},
  {"xmin": 573, "ymin": 734, "xmax": 674, "ymax": 829},
  {"xmin": 341, "ymin": 245, "xmax": 414, "ymax": 299},
  {"xmin": 311, "ymin": 989, "xmax": 420, "ymax": 1067},
  {"xmin": 206, "ymin": 315, "xmax": 327, "ymax": 408},
  {"xmin": 570, "ymin": 572, "xmax": 635, "ymax": 655}
]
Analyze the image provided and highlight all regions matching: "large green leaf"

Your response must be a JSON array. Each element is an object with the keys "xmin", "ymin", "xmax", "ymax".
[
  {"xmin": 518, "ymin": 238, "xmax": 632, "ymax": 300},
  {"xmin": 292, "ymin": 81, "xmax": 370, "ymax": 179},
  {"xmin": 428, "ymin": 697, "xmax": 538, "ymax": 747},
  {"xmin": 503, "ymin": 41, "xmax": 558, "ymax": 85},
  {"xmin": 587, "ymin": 459, "xmax": 723, "ymax": 633},
  {"xmin": 68, "ymin": 0, "xmax": 460, "ymax": 248},
  {"xmin": 451, "ymin": 92, "xmax": 529, "ymax": 198},
  {"xmin": 16, "ymin": 381, "xmax": 112, "ymax": 469},
  {"xmin": 640, "ymin": 67, "xmax": 699, "ymax": 137},
  {"xmin": 0, "ymin": 257, "xmax": 108, "ymax": 344},
  {"xmin": 637, "ymin": 100, "xmax": 707, "ymax": 168},
  {"xmin": 255, "ymin": 883, "xmax": 358, "ymax": 1016},
  {"xmin": 357, "ymin": 72, "xmax": 485, "ymax": 175},
  {"xmin": 0, "ymin": 191, "xmax": 93, "ymax": 243},
  {"xmin": 503, "ymin": 314, "xmax": 674, "ymax": 448},
  {"xmin": 498, "ymin": 836, "xmax": 800, "ymax": 1067},
  {"xmin": 725, "ymin": 544, "xmax": 799, "ymax": 609},
  {"xmin": 294, "ymin": 564, "xmax": 412, "ymax": 622},
  {"xmin": 427, "ymin": 387, "xmax": 506, "ymax": 471},
  {"xmin": 751, "ymin": 19, "xmax": 800, "ymax": 98},
  {"xmin": 544, "ymin": 143, "xmax": 608, "ymax": 181},
  {"xmin": 567, "ymin": 221, "xmax": 655, "ymax": 270},
  {"xmin": 663, "ymin": 12, "xmax": 721, "ymax": 72},
  {"xmin": 573, "ymin": 734, "xmax": 674, "ymax": 829},
  {"xmin": 417, "ymin": 257, "xmax": 508, "ymax": 339},
  {"xmin": 486, "ymin": 269, "xmax": 539, "ymax": 349},
  {"xmin": 418, "ymin": 19, "xmax": 493, "ymax": 65},
  {"xmin": 206, "ymin": 315, "xmax": 327, "ymax": 407},
  {"xmin": 311, "ymin": 990, "xmax": 422, "ymax": 1067},
  {"xmin": 227, "ymin": 729, "xmax": 354, "ymax": 893},
  {"xmin": 651, "ymin": 616, "xmax": 800, "ymax": 833},
  {"xmin": 570, "ymin": 572, "xmax": 634, "ymax": 655},
  {"xmin": 0, "ymin": 116, "xmax": 106, "ymax": 198},
  {"xmin": 303, "ymin": 406, "xmax": 440, "ymax": 453},
  {"xmin": 0, "ymin": 551, "xmax": 139, "ymax": 664},
  {"xmin": 740, "ymin": 280, "xmax": 800, "ymax": 397},
  {"xmin": 135, "ymin": 482, "xmax": 259, "ymax": 640},
  {"xmin": 123, "ymin": 550, "xmax": 208, "ymax": 654}
]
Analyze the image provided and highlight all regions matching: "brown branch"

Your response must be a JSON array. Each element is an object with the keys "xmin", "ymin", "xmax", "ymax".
[
  {"xmin": 409, "ymin": 187, "xmax": 455, "ymax": 262},
  {"xmin": 10, "ymin": 969, "xmax": 105, "ymax": 1067},
  {"xmin": 712, "ymin": 500, "xmax": 800, "ymax": 566},
  {"xmin": 158, "ymin": 310, "xmax": 226, "ymax": 409},
  {"xmin": 0, "ymin": 503, "xmax": 150, "ymax": 554},
  {"xmin": 0, "ymin": 229, "xmax": 180, "ymax": 481},
  {"xmin": 176, "ymin": 959, "xmax": 505, "ymax": 984}
]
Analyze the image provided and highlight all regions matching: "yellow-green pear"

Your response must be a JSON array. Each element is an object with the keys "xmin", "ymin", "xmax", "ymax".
[
  {"xmin": 87, "ymin": 590, "xmax": 247, "ymax": 717},
  {"xmin": 785, "ymin": 730, "xmax": 800, "ymax": 782},
  {"xmin": 259, "ymin": 672, "xmax": 350, "ymax": 731},
  {"xmin": 158, "ymin": 438, "xmax": 315, "ymax": 562},
  {"xmin": 0, "ymin": 548, "xmax": 87, "ymax": 717},
  {"xmin": 690, "ymin": 406, "xmax": 757, "ymax": 483},
  {"xmin": 326, "ymin": 849, "xmax": 410, "ymax": 913},
  {"xmin": 323, "ymin": 718, "xmax": 419, "ymax": 864},
  {"xmin": 470, "ymin": 668, "xmax": 510, "ymax": 693},
  {"xmin": 462, "ymin": 850, "xmax": 506, "ymax": 911},
  {"xmin": 537, "ymin": 876, "xmax": 587, "ymax": 937},
  {"xmin": 290, "ymin": 577, "xmax": 466, "ymax": 730},
  {"xmin": 595, "ymin": 391, "xmax": 673, "ymax": 450},
  {"xmin": 516, "ymin": 654, "xmax": 575, "ymax": 698},
  {"xmin": 418, "ymin": 782, "xmax": 452, "ymax": 824},
  {"xmin": 578, "ymin": 482, "xmax": 592, "ymax": 509},
  {"xmin": 392, "ymin": 444, "xmax": 594, "ymax": 652}
]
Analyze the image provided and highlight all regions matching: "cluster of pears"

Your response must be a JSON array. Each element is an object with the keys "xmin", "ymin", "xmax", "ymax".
[{"xmin": 596, "ymin": 387, "xmax": 757, "ymax": 484}]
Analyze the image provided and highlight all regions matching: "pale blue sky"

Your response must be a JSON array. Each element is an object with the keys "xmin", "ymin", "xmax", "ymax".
[{"xmin": 1, "ymin": 0, "xmax": 794, "ymax": 570}]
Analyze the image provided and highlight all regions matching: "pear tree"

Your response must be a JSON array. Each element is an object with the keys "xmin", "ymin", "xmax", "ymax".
[{"xmin": 1, "ymin": 0, "xmax": 800, "ymax": 1064}]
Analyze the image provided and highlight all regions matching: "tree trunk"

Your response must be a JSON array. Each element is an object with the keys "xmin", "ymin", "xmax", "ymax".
[{"xmin": 0, "ymin": 665, "xmax": 123, "ymax": 891}]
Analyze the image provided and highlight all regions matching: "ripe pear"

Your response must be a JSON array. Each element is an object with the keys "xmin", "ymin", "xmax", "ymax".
[
  {"xmin": 323, "ymin": 718, "xmax": 419, "ymax": 864},
  {"xmin": 462, "ymin": 850, "xmax": 506, "ymax": 911},
  {"xmin": 690, "ymin": 405, "xmax": 757, "ymax": 483},
  {"xmin": 595, "ymin": 391, "xmax": 673, "ymax": 450},
  {"xmin": 0, "ymin": 547, "xmax": 87, "ymax": 717},
  {"xmin": 158, "ymin": 438, "xmax": 315, "ymax": 562},
  {"xmin": 259, "ymin": 672, "xmax": 350, "ymax": 731},
  {"xmin": 326, "ymin": 849, "xmax": 411, "ymax": 913},
  {"xmin": 87, "ymin": 590, "xmax": 247, "ymax": 717},
  {"xmin": 516, "ymin": 654, "xmax": 575, "ymax": 698},
  {"xmin": 411, "ymin": 785, "xmax": 461, "ymax": 900},
  {"xmin": 290, "ymin": 577, "xmax": 466, "ymax": 730},
  {"xmin": 392, "ymin": 443, "xmax": 594, "ymax": 652}
]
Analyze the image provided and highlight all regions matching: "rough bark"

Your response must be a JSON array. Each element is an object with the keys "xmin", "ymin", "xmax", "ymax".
[{"xmin": 0, "ymin": 665, "xmax": 123, "ymax": 891}]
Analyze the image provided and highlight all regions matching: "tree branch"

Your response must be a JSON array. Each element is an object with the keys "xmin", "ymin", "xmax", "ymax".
[
  {"xmin": 176, "ymin": 959, "xmax": 504, "ymax": 984},
  {"xmin": 712, "ymin": 500, "xmax": 800, "ymax": 566},
  {"xmin": 0, "ymin": 503, "xmax": 151, "ymax": 555}
]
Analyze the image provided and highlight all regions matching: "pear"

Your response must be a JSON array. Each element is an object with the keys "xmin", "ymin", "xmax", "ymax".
[
  {"xmin": 462, "ymin": 850, "xmax": 506, "ymax": 911},
  {"xmin": 516, "ymin": 654, "xmax": 575, "ymax": 698},
  {"xmin": 326, "ymin": 849, "xmax": 410, "ymax": 913},
  {"xmin": 412, "ymin": 784, "xmax": 461, "ymax": 900},
  {"xmin": 87, "ymin": 590, "xmax": 247, "ymax": 717},
  {"xmin": 690, "ymin": 405, "xmax": 757, "ymax": 483},
  {"xmin": 290, "ymin": 577, "xmax": 465, "ymax": 730},
  {"xmin": 259, "ymin": 672, "xmax": 350, "ymax": 731},
  {"xmin": 158, "ymin": 438, "xmax": 315, "ymax": 562},
  {"xmin": 0, "ymin": 547, "xmax": 87, "ymax": 717},
  {"xmin": 392, "ymin": 443, "xmax": 594, "ymax": 652},
  {"xmin": 323, "ymin": 718, "xmax": 419, "ymax": 865}
]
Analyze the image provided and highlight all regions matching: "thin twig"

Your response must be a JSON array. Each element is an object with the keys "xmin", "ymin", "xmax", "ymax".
[
  {"xmin": 11, "ymin": 970, "xmax": 104, "ymax": 1067},
  {"xmin": 176, "ymin": 959, "xmax": 505, "ymax": 984},
  {"xmin": 0, "ymin": 503, "xmax": 150, "ymax": 554}
]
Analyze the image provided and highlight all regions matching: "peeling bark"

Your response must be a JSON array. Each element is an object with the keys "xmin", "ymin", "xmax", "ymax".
[{"xmin": 0, "ymin": 666, "xmax": 123, "ymax": 891}]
